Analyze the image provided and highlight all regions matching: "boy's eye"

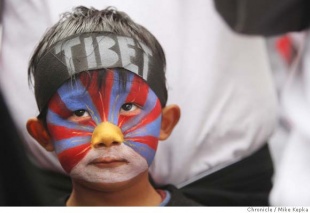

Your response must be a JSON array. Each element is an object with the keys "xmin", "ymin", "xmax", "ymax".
[
  {"xmin": 74, "ymin": 109, "xmax": 89, "ymax": 117},
  {"xmin": 68, "ymin": 109, "xmax": 91, "ymax": 122},
  {"xmin": 120, "ymin": 103, "xmax": 140, "ymax": 115},
  {"xmin": 121, "ymin": 103, "xmax": 136, "ymax": 111}
]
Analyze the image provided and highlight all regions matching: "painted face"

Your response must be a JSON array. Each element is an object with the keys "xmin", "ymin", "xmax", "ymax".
[{"xmin": 46, "ymin": 69, "xmax": 162, "ymax": 183}]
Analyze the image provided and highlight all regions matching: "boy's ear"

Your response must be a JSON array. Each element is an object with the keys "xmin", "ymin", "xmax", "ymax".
[
  {"xmin": 159, "ymin": 104, "xmax": 181, "ymax": 140},
  {"xmin": 26, "ymin": 118, "xmax": 54, "ymax": 151}
]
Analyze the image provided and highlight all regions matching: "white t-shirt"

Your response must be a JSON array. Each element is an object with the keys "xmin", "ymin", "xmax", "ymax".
[
  {"xmin": 0, "ymin": 0, "xmax": 278, "ymax": 186},
  {"xmin": 269, "ymin": 32, "xmax": 310, "ymax": 205}
]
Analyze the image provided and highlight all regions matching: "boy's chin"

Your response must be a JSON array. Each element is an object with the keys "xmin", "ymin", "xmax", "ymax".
[
  {"xmin": 72, "ymin": 169, "xmax": 149, "ymax": 192},
  {"xmin": 65, "ymin": 143, "xmax": 151, "ymax": 185}
]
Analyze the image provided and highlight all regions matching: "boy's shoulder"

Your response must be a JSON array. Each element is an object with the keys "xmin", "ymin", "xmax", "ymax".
[{"xmin": 158, "ymin": 184, "xmax": 201, "ymax": 206}]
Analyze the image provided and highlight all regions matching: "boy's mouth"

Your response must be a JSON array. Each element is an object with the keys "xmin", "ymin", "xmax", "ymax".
[{"xmin": 89, "ymin": 157, "xmax": 129, "ymax": 168}]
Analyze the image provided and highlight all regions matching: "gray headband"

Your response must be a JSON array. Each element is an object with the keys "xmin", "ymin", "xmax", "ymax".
[{"xmin": 34, "ymin": 32, "xmax": 167, "ymax": 113}]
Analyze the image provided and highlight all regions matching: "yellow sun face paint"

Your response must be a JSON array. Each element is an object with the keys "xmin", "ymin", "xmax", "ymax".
[{"xmin": 91, "ymin": 122, "xmax": 124, "ymax": 148}]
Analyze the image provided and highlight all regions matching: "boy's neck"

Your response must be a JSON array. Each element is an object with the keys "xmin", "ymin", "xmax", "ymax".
[{"xmin": 66, "ymin": 171, "xmax": 162, "ymax": 206}]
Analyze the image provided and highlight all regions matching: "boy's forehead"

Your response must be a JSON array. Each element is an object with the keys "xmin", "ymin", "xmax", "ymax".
[
  {"xmin": 34, "ymin": 32, "xmax": 166, "ymax": 114},
  {"xmin": 58, "ymin": 70, "xmax": 150, "ymax": 96}
]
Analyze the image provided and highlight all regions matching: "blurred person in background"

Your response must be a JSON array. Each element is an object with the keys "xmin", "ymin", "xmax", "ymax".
[
  {"xmin": 214, "ymin": 0, "xmax": 310, "ymax": 205},
  {"xmin": 0, "ymin": 89, "xmax": 49, "ymax": 205}
]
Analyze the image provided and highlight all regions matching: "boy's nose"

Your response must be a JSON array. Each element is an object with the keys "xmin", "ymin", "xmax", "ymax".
[{"xmin": 91, "ymin": 122, "xmax": 124, "ymax": 148}]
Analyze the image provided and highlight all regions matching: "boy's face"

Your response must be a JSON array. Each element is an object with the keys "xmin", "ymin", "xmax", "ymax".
[{"xmin": 46, "ymin": 69, "xmax": 162, "ymax": 184}]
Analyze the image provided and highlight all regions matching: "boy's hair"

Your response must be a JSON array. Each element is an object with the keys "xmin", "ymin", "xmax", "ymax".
[{"xmin": 28, "ymin": 6, "xmax": 167, "ymax": 118}]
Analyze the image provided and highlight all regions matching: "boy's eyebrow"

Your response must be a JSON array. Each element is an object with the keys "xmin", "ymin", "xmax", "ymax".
[{"xmin": 34, "ymin": 32, "xmax": 166, "ymax": 114}]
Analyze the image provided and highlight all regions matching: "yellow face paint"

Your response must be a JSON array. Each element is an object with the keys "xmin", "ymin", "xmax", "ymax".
[{"xmin": 91, "ymin": 122, "xmax": 124, "ymax": 148}]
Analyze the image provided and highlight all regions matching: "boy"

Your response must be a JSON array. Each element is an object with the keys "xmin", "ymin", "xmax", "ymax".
[{"xmin": 26, "ymin": 6, "xmax": 199, "ymax": 206}]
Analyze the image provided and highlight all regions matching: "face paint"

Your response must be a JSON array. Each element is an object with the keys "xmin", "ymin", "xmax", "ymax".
[
  {"xmin": 46, "ymin": 69, "xmax": 162, "ymax": 183},
  {"xmin": 70, "ymin": 143, "xmax": 149, "ymax": 184}
]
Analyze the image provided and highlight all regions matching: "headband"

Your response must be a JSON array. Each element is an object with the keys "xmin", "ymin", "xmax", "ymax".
[{"xmin": 34, "ymin": 32, "xmax": 167, "ymax": 114}]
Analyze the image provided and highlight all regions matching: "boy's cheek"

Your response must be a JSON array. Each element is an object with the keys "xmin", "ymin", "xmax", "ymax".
[
  {"xmin": 57, "ymin": 142, "xmax": 91, "ymax": 173},
  {"xmin": 47, "ymin": 119, "xmax": 93, "ymax": 143},
  {"xmin": 123, "ymin": 115, "xmax": 162, "ymax": 166}
]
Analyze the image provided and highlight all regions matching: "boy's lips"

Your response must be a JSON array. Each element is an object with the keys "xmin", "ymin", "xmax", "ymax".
[{"xmin": 89, "ymin": 157, "xmax": 129, "ymax": 168}]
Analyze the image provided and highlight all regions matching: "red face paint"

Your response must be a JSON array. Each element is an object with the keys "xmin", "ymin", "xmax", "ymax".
[{"xmin": 47, "ymin": 69, "xmax": 162, "ymax": 173}]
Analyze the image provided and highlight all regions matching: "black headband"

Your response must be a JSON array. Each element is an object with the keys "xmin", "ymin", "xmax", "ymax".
[{"xmin": 34, "ymin": 32, "xmax": 167, "ymax": 114}]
